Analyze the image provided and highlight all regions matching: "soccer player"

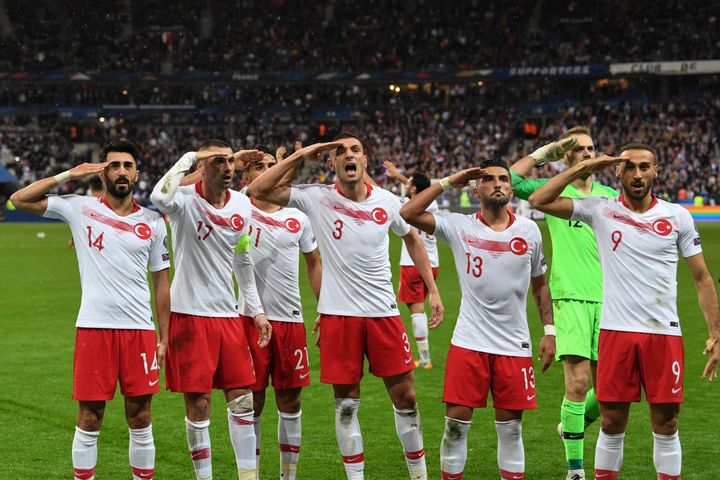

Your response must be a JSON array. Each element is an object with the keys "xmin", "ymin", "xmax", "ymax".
[
  {"xmin": 10, "ymin": 139, "xmax": 171, "ymax": 480},
  {"xmin": 384, "ymin": 160, "xmax": 440, "ymax": 368},
  {"xmin": 401, "ymin": 158, "xmax": 556, "ymax": 480},
  {"xmin": 248, "ymin": 134, "xmax": 444, "ymax": 480},
  {"xmin": 529, "ymin": 143, "xmax": 720, "ymax": 480},
  {"xmin": 511, "ymin": 127, "xmax": 616, "ymax": 479},
  {"xmin": 150, "ymin": 140, "xmax": 271, "ymax": 480},
  {"xmin": 182, "ymin": 144, "xmax": 322, "ymax": 479}
]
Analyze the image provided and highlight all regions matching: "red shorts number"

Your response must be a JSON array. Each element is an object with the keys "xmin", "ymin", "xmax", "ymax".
[
  {"xmin": 443, "ymin": 344, "xmax": 537, "ymax": 410},
  {"xmin": 596, "ymin": 330, "xmax": 684, "ymax": 403},
  {"xmin": 73, "ymin": 328, "xmax": 159, "ymax": 401},
  {"xmin": 318, "ymin": 315, "xmax": 414, "ymax": 384},
  {"xmin": 241, "ymin": 316, "xmax": 311, "ymax": 391},
  {"xmin": 397, "ymin": 266, "xmax": 439, "ymax": 304}
]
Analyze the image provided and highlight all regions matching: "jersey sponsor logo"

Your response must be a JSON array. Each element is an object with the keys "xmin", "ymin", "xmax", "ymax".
[
  {"xmin": 193, "ymin": 200, "xmax": 245, "ymax": 231},
  {"xmin": 133, "ymin": 223, "xmax": 152, "ymax": 240},
  {"xmin": 252, "ymin": 210, "xmax": 301, "ymax": 233},
  {"xmin": 462, "ymin": 232, "xmax": 531, "ymax": 258},
  {"xmin": 320, "ymin": 196, "xmax": 391, "ymax": 225},
  {"xmin": 81, "ymin": 206, "xmax": 153, "ymax": 240},
  {"xmin": 694, "ymin": 237, "xmax": 701, "ymax": 245},
  {"xmin": 606, "ymin": 209, "xmax": 674, "ymax": 236}
]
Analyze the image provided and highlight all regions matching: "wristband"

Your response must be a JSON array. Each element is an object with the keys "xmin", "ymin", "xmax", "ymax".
[
  {"xmin": 543, "ymin": 324, "xmax": 556, "ymax": 336},
  {"xmin": 54, "ymin": 171, "xmax": 71, "ymax": 184},
  {"xmin": 439, "ymin": 177, "xmax": 452, "ymax": 190},
  {"xmin": 529, "ymin": 146, "xmax": 549, "ymax": 167}
]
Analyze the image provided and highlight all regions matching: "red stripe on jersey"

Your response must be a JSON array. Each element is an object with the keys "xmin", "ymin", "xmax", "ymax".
[
  {"xmin": 603, "ymin": 207, "xmax": 674, "ymax": 236},
  {"xmin": 405, "ymin": 448, "xmax": 425, "ymax": 459},
  {"xmin": 195, "ymin": 181, "xmax": 231, "ymax": 206},
  {"xmin": 441, "ymin": 471, "xmax": 463, "ymax": 479},
  {"xmin": 190, "ymin": 447, "xmax": 211, "ymax": 461},
  {"xmin": 462, "ymin": 233, "xmax": 529, "ymax": 255},
  {"xmin": 193, "ymin": 199, "xmax": 245, "ymax": 231},
  {"xmin": 319, "ymin": 196, "xmax": 388, "ymax": 225},
  {"xmin": 252, "ymin": 210, "xmax": 301, "ymax": 233},
  {"xmin": 130, "ymin": 466, "xmax": 155, "ymax": 478},
  {"xmin": 279, "ymin": 443, "xmax": 301, "ymax": 453},
  {"xmin": 81, "ymin": 205, "xmax": 152, "ymax": 239},
  {"xmin": 500, "ymin": 469, "xmax": 525, "ymax": 479},
  {"xmin": 342, "ymin": 452, "xmax": 365, "ymax": 464},
  {"xmin": 229, "ymin": 415, "xmax": 254, "ymax": 425},
  {"xmin": 657, "ymin": 474, "xmax": 680, "ymax": 480},
  {"xmin": 73, "ymin": 467, "xmax": 96, "ymax": 479},
  {"xmin": 593, "ymin": 469, "xmax": 618, "ymax": 480}
]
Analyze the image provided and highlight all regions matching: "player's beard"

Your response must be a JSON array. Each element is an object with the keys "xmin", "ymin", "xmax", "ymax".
[
  {"xmin": 483, "ymin": 192, "xmax": 511, "ymax": 209},
  {"xmin": 107, "ymin": 177, "xmax": 134, "ymax": 199},
  {"xmin": 624, "ymin": 178, "xmax": 652, "ymax": 201}
]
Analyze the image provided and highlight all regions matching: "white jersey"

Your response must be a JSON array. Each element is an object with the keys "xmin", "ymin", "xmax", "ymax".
[
  {"xmin": 399, "ymin": 198, "xmax": 440, "ymax": 268},
  {"xmin": 238, "ymin": 201, "xmax": 317, "ymax": 322},
  {"xmin": 43, "ymin": 195, "xmax": 170, "ymax": 330},
  {"xmin": 572, "ymin": 195, "xmax": 702, "ymax": 336},
  {"xmin": 289, "ymin": 183, "xmax": 411, "ymax": 317},
  {"xmin": 433, "ymin": 211, "xmax": 547, "ymax": 357},
  {"xmin": 165, "ymin": 182, "xmax": 252, "ymax": 317}
]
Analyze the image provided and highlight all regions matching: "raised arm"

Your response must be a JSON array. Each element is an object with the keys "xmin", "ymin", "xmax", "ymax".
[
  {"xmin": 10, "ymin": 162, "xmax": 107, "ymax": 215},
  {"xmin": 383, "ymin": 160, "xmax": 411, "ymax": 187},
  {"xmin": 403, "ymin": 229, "xmax": 444, "ymax": 328},
  {"xmin": 685, "ymin": 253, "xmax": 720, "ymax": 380},
  {"xmin": 511, "ymin": 137, "xmax": 579, "ymax": 178},
  {"xmin": 531, "ymin": 274, "xmax": 556, "ymax": 372},
  {"xmin": 400, "ymin": 167, "xmax": 485, "ymax": 234},
  {"xmin": 151, "ymin": 268, "xmax": 171, "ymax": 367},
  {"xmin": 248, "ymin": 142, "xmax": 342, "ymax": 206},
  {"xmin": 528, "ymin": 156, "xmax": 624, "ymax": 219}
]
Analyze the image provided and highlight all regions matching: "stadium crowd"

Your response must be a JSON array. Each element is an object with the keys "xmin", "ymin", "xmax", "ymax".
[{"xmin": 1, "ymin": 0, "xmax": 718, "ymax": 73}]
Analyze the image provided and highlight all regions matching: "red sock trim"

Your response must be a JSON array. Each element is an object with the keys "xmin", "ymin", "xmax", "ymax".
[
  {"xmin": 190, "ymin": 447, "xmax": 210, "ymax": 461},
  {"xmin": 657, "ymin": 474, "xmax": 680, "ymax": 480},
  {"xmin": 594, "ymin": 469, "xmax": 618, "ymax": 480},
  {"xmin": 229, "ymin": 415, "xmax": 254, "ymax": 425},
  {"xmin": 256, "ymin": 448, "xmax": 261, "ymax": 456},
  {"xmin": 280, "ymin": 443, "xmax": 301, "ymax": 453},
  {"xmin": 342, "ymin": 452, "xmax": 365, "ymax": 464},
  {"xmin": 500, "ymin": 469, "xmax": 525, "ymax": 479},
  {"xmin": 415, "ymin": 337, "xmax": 427, "ymax": 341},
  {"xmin": 73, "ymin": 467, "xmax": 96, "ymax": 480},
  {"xmin": 441, "ymin": 471, "xmax": 463, "ymax": 480},
  {"xmin": 405, "ymin": 448, "xmax": 425, "ymax": 459},
  {"xmin": 131, "ymin": 466, "xmax": 154, "ymax": 478}
]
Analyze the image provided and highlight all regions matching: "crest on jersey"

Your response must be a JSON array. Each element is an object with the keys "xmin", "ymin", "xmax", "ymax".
[
  {"xmin": 134, "ymin": 223, "xmax": 152, "ymax": 240},
  {"xmin": 462, "ymin": 232, "xmax": 531, "ymax": 259},
  {"xmin": 371, "ymin": 208, "xmax": 388, "ymax": 225},
  {"xmin": 509, "ymin": 237, "xmax": 529, "ymax": 255},
  {"xmin": 651, "ymin": 219, "xmax": 673, "ymax": 236},
  {"xmin": 320, "ymin": 196, "xmax": 392, "ymax": 226},
  {"xmin": 230, "ymin": 214, "xmax": 245, "ymax": 231},
  {"xmin": 284, "ymin": 218, "xmax": 301, "ymax": 233}
]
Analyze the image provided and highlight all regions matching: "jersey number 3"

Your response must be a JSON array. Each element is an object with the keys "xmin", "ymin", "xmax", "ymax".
[{"xmin": 332, "ymin": 220, "xmax": 344, "ymax": 240}]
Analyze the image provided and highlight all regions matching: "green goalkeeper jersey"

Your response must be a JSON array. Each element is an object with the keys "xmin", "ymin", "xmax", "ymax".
[{"xmin": 511, "ymin": 171, "xmax": 618, "ymax": 302}]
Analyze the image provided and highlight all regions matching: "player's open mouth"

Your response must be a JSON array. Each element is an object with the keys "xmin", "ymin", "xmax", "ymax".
[{"xmin": 345, "ymin": 163, "xmax": 357, "ymax": 173}]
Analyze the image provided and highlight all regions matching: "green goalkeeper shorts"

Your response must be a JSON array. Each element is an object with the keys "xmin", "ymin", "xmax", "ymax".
[{"xmin": 553, "ymin": 299, "xmax": 602, "ymax": 362}]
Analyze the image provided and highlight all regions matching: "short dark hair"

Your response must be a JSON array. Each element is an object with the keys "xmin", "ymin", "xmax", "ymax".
[
  {"xmin": 199, "ymin": 139, "xmax": 231, "ymax": 151},
  {"xmin": 479, "ymin": 157, "xmax": 510, "ymax": 175},
  {"xmin": 99, "ymin": 139, "xmax": 140, "ymax": 164},
  {"xmin": 332, "ymin": 131, "xmax": 362, "ymax": 143},
  {"xmin": 253, "ymin": 144, "xmax": 275, "ymax": 157},
  {"xmin": 619, "ymin": 142, "xmax": 658, "ymax": 163},
  {"xmin": 410, "ymin": 173, "xmax": 431, "ymax": 193}
]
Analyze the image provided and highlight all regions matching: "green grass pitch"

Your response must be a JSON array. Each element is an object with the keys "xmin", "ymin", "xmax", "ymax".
[{"xmin": 1, "ymin": 221, "xmax": 719, "ymax": 479}]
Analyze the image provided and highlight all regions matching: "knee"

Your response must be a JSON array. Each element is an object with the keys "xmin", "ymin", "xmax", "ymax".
[
  {"xmin": 565, "ymin": 375, "xmax": 590, "ymax": 400},
  {"xmin": 601, "ymin": 414, "xmax": 627, "ymax": 435},
  {"xmin": 128, "ymin": 408, "xmax": 151, "ymax": 429},
  {"xmin": 393, "ymin": 387, "xmax": 417, "ymax": 410},
  {"xmin": 228, "ymin": 392, "xmax": 253, "ymax": 415},
  {"xmin": 652, "ymin": 413, "xmax": 678, "ymax": 435},
  {"xmin": 253, "ymin": 391, "xmax": 266, "ymax": 414},
  {"xmin": 78, "ymin": 406, "xmax": 105, "ymax": 431},
  {"xmin": 277, "ymin": 394, "xmax": 301, "ymax": 414}
]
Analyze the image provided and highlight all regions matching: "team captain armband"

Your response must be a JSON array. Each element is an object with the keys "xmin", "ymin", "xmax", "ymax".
[{"xmin": 235, "ymin": 235, "xmax": 251, "ymax": 253}]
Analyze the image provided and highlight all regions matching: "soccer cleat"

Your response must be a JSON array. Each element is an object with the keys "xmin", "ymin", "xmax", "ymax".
[
  {"xmin": 414, "ymin": 359, "xmax": 433, "ymax": 369},
  {"xmin": 566, "ymin": 472, "xmax": 585, "ymax": 480}
]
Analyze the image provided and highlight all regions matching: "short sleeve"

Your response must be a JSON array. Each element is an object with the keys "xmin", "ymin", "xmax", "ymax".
[
  {"xmin": 676, "ymin": 209, "xmax": 702, "ymax": 258},
  {"xmin": 298, "ymin": 216, "xmax": 318, "ymax": 253},
  {"xmin": 570, "ymin": 197, "xmax": 606, "ymax": 226},
  {"xmin": 530, "ymin": 226, "xmax": 548, "ymax": 278},
  {"xmin": 511, "ymin": 172, "xmax": 548, "ymax": 201},
  {"xmin": 432, "ymin": 211, "xmax": 454, "ymax": 243},
  {"xmin": 43, "ymin": 195, "xmax": 77, "ymax": 223},
  {"xmin": 388, "ymin": 196, "xmax": 411, "ymax": 237},
  {"xmin": 149, "ymin": 216, "xmax": 171, "ymax": 272},
  {"xmin": 288, "ymin": 185, "xmax": 315, "ymax": 212}
]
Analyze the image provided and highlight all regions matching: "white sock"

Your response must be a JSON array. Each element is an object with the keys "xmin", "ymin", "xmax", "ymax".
[
  {"xmin": 253, "ymin": 416, "xmax": 261, "ymax": 480},
  {"xmin": 653, "ymin": 431, "xmax": 681, "ymax": 478},
  {"xmin": 393, "ymin": 405, "xmax": 426, "ymax": 479},
  {"xmin": 411, "ymin": 313, "xmax": 430, "ymax": 362},
  {"xmin": 278, "ymin": 410, "xmax": 302, "ymax": 479},
  {"xmin": 185, "ymin": 417, "xmax": 212, "ymax": 480},
  {"xmin": 129, "ymin": 425, "xmax": 155, "ymax": 480},
  {"xmin": 594, "ymin": 431, "xmax": 624, "ymax": 476},
  {"xmin": 335, "ymin": 398, "xmax": 364, "ymax": 479},
  {"xmin": 227, "ymin": 393, "xmax": 256, "ymax": 476},
  {"xmin": 440, "ymin": 417, "xmax": 470, "ymax": 479},
  {"xmin": 72, "ymin": 427, "xmax": 99, "ymax": 480},
  {"xmin": 495, "ymin": 419, "xmax": 524, "ymax": 479}
]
